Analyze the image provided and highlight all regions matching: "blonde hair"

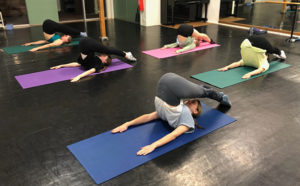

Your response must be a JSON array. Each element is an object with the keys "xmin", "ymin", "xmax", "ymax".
[
  {"xmin": 62, "ymin": 35, "xmax": 72, "ymax": 43},
  {"xmin": 66, "ymin": 35, "xmax": 72, "ymax": 43}
]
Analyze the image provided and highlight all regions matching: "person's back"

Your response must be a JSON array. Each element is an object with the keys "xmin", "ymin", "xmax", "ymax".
[{"xmin": 240, "ymin": 39, "xmax": 267, "ymax": 69}]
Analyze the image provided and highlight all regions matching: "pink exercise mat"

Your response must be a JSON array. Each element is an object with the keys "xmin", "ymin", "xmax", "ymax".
[{"xmin": 142, "ymin": 42, "xmax": 220, "ymax": 59}]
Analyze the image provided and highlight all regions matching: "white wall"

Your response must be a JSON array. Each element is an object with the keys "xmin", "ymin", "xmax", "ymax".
[
  {"xmin": 207, "ymin": 0, "xmax": 221, "ymax": 24},
  {"xmin": 119, "ymin": 0, "xmax": 221, "ymax": 26},
  {"xmin": 105, "ymin": 0, "xmax": 114, "ymax": 19},
  {"xmin": 140, "ymin": 0, "xmax": 221, "ymax": 26},
  {"xmin": 140, "ymin": 0, "xmax": 161, "ymax": 26}
]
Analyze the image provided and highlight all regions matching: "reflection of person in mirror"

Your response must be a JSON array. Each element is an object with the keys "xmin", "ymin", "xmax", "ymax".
[
  {"xmin": 4, "ymin": 0, "xmax": 25, "ymax": 16},
  {"xmin": 218, "ymin": 35, "xmax": 286, "ymax": 79}
]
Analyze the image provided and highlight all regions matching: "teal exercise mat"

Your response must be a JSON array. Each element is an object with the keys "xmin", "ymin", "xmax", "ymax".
[
  {"xmin": 2, "ymin": 38, "xmax": 81, "ymax": 54},
  {"xmin": 191, "ymin": 61, "xmax": 291, "ymax": 88}
]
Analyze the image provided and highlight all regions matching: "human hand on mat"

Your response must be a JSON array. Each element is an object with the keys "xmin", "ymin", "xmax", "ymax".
[
  {"xmin": 160, "ymin": 46, "xmax": 167, "ymax": 50},
  {"xmin": 50, "ymin": 65, "xmax": 62, "ymax": 70},
  {"xmin": 23, "ymin": 43, "xmax": 32, "ymax": 46},
  {"xmin": 71, "ymin": 76, "xmax": 81, "ymax": 82},
  {"xmin": 242, "ymin": 73, "xmax": 251, "ymax": 79},
  {"xmin": 137, "ymin": 144, "xmax": 156, "ymax": 156},
  {"xmin": 218, "ymin": 67, "xmax": 229, "ymax": 71},
  {"xmin": 111, "ymin": 123, "xmax": 128, "ymax": 133},
  {"xmin": 29, "ymin": 48, "xmax": 39, "ymax": 52}
]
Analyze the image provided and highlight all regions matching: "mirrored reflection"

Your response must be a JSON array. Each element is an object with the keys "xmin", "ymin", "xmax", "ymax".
[
  {"xmin": 219, "ymin": 1, "xmax": 300, "ymax": 35},
  {"xmin": 0, "ymin": 0, "xmax": 29, "ymax": 25},
  {"xmin": 58, "ymin": 0, "xmax": 104, "ymax": 21}
]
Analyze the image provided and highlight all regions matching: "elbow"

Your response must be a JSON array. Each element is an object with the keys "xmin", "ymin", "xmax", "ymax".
[
  {"xmin": 145, "ymin": 113, "xmax": 154, "ymax": 121},
  {"xmin": 260, "ymin": 68, "xmax": 265, "ymax": 73}
]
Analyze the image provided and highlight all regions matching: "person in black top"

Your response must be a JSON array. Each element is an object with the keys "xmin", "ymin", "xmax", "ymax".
[{"xmin": 50, "ymin": 37, "xmax": 137, "ymax": 82}]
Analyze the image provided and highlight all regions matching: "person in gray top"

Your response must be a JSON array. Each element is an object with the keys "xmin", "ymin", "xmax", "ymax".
[{"xmin": 112, "ymin": 73, "xmax": 231, "ymax": 156}]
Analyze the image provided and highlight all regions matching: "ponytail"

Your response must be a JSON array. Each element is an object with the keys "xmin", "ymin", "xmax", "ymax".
[{"xmin": 194, "ymin": 119, "xmax": 205, "ymax": 130}]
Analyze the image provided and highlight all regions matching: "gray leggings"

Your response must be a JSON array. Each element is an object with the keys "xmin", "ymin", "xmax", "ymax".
[{"xmin": 156, "ymin": 73, "xmax": 222, "ymax": 106}]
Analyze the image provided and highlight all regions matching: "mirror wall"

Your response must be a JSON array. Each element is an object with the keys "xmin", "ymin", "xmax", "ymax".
[{"xmin": 219, "ymin": 0, "xmax": 300, "ymax": 36}]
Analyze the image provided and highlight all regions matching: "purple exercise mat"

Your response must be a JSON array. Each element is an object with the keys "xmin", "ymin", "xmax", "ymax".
[
  {"xmin": 15, "ymin": 59, "xmax": 133, "ymax": 89},
  {"xmin": 142, "ymin": 42, "xmax": 220, "ymax": 59}
]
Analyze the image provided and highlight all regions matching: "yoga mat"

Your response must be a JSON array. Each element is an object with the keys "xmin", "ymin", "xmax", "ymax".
[
  {"xmin": 142, "ymin": 42, "xmax": 220, "ymax": 59},
  {"xmin": 2, "ymin": 38, "xmax": 81, "ymax": 54},
  {"xmin": 15, "ymin": 59, "xmax": 132, "ymax": 89},
  {"xmin": 191, "ymin": 61, "xmax": 290, "ymax": 88},
  {"xmin": 67, "ymin": 103, "xmax": 236, "ymax": 184}
]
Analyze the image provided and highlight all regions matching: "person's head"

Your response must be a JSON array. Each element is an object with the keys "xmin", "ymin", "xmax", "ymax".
[
  {"xmin": 185, "ymin": 99, "xmax": 202, "ymax": 117},
  {"xmin": 185, "ymin": 99, "xmax": 203, "ymax": 130},
  {"xmin": 99, "ymin": 54, "xmax": 112, "ymax": 66},
  {"xmin": 61, "ymin": 35, "xmax": 72, "ymax": 43}
]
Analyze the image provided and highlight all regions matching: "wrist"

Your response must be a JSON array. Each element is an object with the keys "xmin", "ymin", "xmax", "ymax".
[
  {"xmin": 151, "ymin": 143, "xmax": 157, "ymax": 148},
  {"xmin": 124, "ymin": 122, "xmax": 131, "ymax": 128}
]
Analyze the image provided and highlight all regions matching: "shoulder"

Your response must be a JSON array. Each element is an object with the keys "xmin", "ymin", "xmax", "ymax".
[
  {"xmin": 53, "ymin": 39, "xmax": 63, "ymax": 45},
  {"xmin": 178, "ymin": 105, "xmax": 195, "ymax": 133},
  {"xmin": 179, "ymin": 105, "xmax": 194, "ymax": 122}
]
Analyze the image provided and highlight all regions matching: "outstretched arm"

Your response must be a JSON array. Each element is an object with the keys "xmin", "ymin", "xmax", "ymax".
[
  {"xmin": 111, "ymin": 111, "xmax": 159, "ymax": 133},
  {"xmin": 161, "ymin": 42, "xmax": 178, "ymax": 49},
  {"xmin": 242, "ymin": 67, "xmax": 265, "ymax": 79},
  {"xmin": 218, "ymin": 60, "xmax": 243, "ymax": 71},
  {"xmin": 50, "ymin": 62, "xmax": 81, "ymax": 69},
  {"xmin": 23, "ymin": 40, "xmax": 48, "ymax": 46},
  {"xmin": 137, "ymin": 125, "xmax": 189, "ymax": 156},
  {"xmin": 29, "ymin": 39, "xmax": 64, "ymax": 52},
  {"xmin": 70, "ymin": 68, "xmax": 96, "ymax": 82}
]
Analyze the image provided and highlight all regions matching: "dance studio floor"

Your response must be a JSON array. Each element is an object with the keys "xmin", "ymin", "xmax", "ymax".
[{"xmin": 0, "ymin": 20, "xmax": 300, "ymax": 185}]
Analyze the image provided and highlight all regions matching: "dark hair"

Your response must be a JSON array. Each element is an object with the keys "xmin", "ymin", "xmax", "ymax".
[
  {"xmin": 104, "ymin": 55, "xmax": 112, "ymax": 66},
  {"xmin": 191, "ymin": 99, "xmax": 204, "ymax": 130},
  {"xmin": 99, "ymin": 55, "xmax": 112, "ymax": 72}
]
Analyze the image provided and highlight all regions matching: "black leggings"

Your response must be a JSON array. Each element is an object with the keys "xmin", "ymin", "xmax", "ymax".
[
  {"xmin": 79, "ymin": 38, "xmax": 126, "ymax": 57},
  {"xmin": 248, "ymin": 36, "xmax": 281, "ymax": 55},
  {"xmin": 156, "ymin": 73, "xmax": 223, "ymax": 106},
  {"xmin": 177, "ymin": 24, "xmax": 194, "ymax": 37},
  {"xmin": 42, "ymin": 19, "xmax": 80, "ymax": 36}
]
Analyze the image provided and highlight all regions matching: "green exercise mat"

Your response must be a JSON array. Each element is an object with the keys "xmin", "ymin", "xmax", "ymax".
[
  {"xmin": 191, "ymin": 61, "xmax": 291, "ymax": 88},
  {"xmin": 2, "ymin": 38, "xmax": 80, "ymax": 54}
]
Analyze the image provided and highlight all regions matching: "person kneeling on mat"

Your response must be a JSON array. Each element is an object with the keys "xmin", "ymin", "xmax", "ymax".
[
  {"xmin": 23, "ymin": 19, "xmax": 87, "ymax": 52},
  {"xmin": 112, "ymin": 73, "xmax": 231, "ymax": 156},
  {"xmin": 161, "ymin": 24, "xmax": 215, "ymax": 53},
  {"xmin": 218, "ymin": 35, "xmax": 286, "ymax": 79},
  {"xmin": 50, "ymin": 37, "xmax": 137, "ymax": 82}
]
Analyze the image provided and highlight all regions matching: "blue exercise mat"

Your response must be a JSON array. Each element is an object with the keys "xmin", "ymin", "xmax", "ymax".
[{"xmin": 67, "ymin": 103, "xmax": 236, "ymax": 184}]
